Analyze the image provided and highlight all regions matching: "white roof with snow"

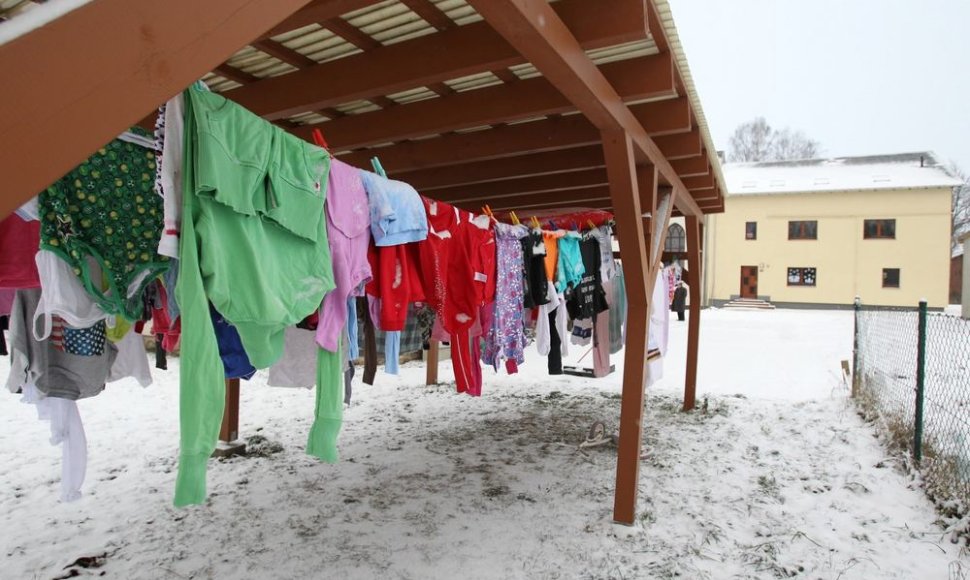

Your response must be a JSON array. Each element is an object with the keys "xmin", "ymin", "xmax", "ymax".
[{"xmin": 724, "ymin": 152, "xmax": 962, "ymax": 196}]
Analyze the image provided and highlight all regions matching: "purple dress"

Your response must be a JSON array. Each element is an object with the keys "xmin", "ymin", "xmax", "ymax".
[{"xmin": 482, "ymin": 223, "xmax": 528, "ymax": 373}]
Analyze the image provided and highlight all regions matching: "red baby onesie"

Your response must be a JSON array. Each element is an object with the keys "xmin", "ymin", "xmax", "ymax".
[{"xmin": 0, "ymin": 214, "xmax": 41, "ymax": 289}]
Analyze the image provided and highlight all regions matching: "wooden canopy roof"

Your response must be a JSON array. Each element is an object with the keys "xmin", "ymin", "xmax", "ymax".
[{"xmin": 0, "ymin": 0, "xmax": 725, "ymax": 219}]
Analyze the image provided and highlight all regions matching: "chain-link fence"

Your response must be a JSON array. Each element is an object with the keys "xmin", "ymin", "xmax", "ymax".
[{"xmin": 855, "ymin": 302, "xmax": 970, "ymax": 519}]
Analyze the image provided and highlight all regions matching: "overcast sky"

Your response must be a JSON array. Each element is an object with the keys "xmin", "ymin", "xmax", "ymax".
[{"xmin": 667, "ymin": 0, "xmax": 970, "ymax": 173}]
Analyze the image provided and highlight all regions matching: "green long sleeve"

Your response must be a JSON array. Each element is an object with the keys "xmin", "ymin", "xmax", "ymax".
[
  {"xmin": 306, "ymin": 340, "xmax": 343, "ymax": 463},
  {"xmin": 174, "ymin": 92, "xmax": 226, "ymax": 507}
]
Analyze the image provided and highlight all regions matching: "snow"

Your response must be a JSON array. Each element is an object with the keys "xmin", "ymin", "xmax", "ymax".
[
  {"xmin": 725, "ymin": 152, "xmax": 962, "ymax": 196},
  {"xmin": 2, "ymin": 309, "xmax": 967, "ymax": 578}
]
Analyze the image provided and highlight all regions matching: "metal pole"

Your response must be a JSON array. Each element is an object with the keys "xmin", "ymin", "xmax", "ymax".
[
  {"xmin": 915, "ymin": 300, "xmax": 928, "ymax": 465},
  {"xmin": 852, "ymin": 296, "xmax": 860, "ymax": 398}
]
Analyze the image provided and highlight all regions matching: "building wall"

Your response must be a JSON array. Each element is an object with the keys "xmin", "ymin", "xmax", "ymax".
[
  {"xmin": 706, "ymin": 187, "xmax": 951, "ymax": 308},
  {"xmin": 951, "ymin": 255, "xmax": 963, "ymax": 305}
]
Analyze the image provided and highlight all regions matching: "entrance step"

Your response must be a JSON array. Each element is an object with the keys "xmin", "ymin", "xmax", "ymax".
[{"xmin": 723, "ymin": 298, "xmax": 776, "ymax": 310}]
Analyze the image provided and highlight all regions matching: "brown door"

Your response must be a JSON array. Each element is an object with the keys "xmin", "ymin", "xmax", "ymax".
[{"xmin": 740, "ymin": 266, "xmax": 758, "ymax": 299}]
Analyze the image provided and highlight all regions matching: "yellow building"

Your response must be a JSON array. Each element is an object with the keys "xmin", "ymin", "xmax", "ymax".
[{"xmin": 704, "ymin": 152, "xmax": 961, "ymax": 309}]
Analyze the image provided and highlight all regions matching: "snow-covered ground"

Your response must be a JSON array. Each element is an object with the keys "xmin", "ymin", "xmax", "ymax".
[{"xmin": 2, "ymin": 308, "xmax": 967, "ymax": 579}]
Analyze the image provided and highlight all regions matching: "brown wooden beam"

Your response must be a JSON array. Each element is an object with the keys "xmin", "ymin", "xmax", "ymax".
[
  {"xmin": 654, "ymin": 131, "xmax": 703, "ymax": 160},
  {"xmin": 682, "ymin": 174, "xmax": 714, "ymax": 191},
  {"xmin": 467, "ymin": 0, "xmax": 702, "ymax": 219},
  {"xmin": 0, "ymin": 0, "xmax": 313, "ymax": 219},
  {"xmin": 260, "ymin": 0, "xmax": 380, "ymax": 40},
  {"xmin": 670, "ymin": 155, "xmax": 708, "ymax": 178},
  {"xmin": 601, "ymin": 131, "xmax": 653, "ymax": 525},
  {"xmin": 215, "ymin": 64, "xmax": 260, "ymax": 85},
  {"xmin": 430, "ymin": 169, "xmax": 608, "ymax": 204},
  {"xmin": 401, "ymin": 0, "xmax": 454, "ymax": 30},
  {"xmin": 683, "ymin": 215, "xmax": 702, "ymax": 411},
  {"xmin": 334, "ymin": 96, "xmax": 689, "ymax": 175},
  {"xmin": 252, "ymin": 38, "xmax": 317, "ymax": 68},
  {"xmin": 323, "ymin": 16, "xmax": 381, "ymax": 50},
  {"xmin": 292, "ymin": 54, "xmax": 676, "ymax": 148},
  {"xmin": 481, "ymin": 185, "xmax": 612, "ymax": 211},
  {"xmin": 336, "ymin": 115, "xmax": 601, "ymax": 172},
  {"xmin": 226, "ymin": 0, "xmax": 650, "ymax": 120},
  {"xmin": 401, "ymin": 146, "xmax": 604, "ymax": 191}
]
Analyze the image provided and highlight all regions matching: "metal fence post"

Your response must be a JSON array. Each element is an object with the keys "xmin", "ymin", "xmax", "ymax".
[
  {"xmin": 915, "ymin": 299, "xmax": 928, "ymax": 465},
  {"xmin": 852, "ymin": 296, "xmax": 861, "ymax": 398}
]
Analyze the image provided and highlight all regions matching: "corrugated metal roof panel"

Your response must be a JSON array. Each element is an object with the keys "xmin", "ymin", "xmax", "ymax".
[
  {"xmin": 350, "ymin": 1, "xmax": 434, "ymax": 45},
  {"xmin": 432, "ymin": 0, "xmax": 482, "ymax": 25},
  {"xmin": 386, "ymin": 86, "xmax": 440, "ymax": 105},
  {"xmin": 445, "ymin": 71, "xmax": 504, "ymax": 92},
  {"xmin": 289, "ymin": 111, "xmax": 331, "ymax": 125},
  {"xmin": 587, "ymin": 39, "xmax": 659, "ymax": 65},
  {"xmin": 335, "ymin": 100, "xmax": 383, "ymax": 116}
]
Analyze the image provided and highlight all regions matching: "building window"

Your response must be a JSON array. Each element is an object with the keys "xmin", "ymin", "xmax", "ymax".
[
  {"xmin": 788, "ymin": 220, "xmax": 818, "ymax": 240},
  {"xmin": 883, "ymin": 268, "xmax": 900, "ymax": 288},
  {"xmin": 787, "ymin": 267, "xmax": 817, "ymax": 286},
  {"xmin": 665, "ymin": 223, "xmax": 686, "ymax": 253},
  {"xmin": 864, "ymin": 219, "xmax": 896, "ymax": 239},
  {"xmin": 745, "ymin": 221, "xmax": 757, "ymax": 240}
]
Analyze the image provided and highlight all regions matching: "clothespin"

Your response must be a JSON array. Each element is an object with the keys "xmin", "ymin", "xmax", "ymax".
[
  {"xmin": 311, "ymin": 128, "xmax": 330, "ymax": 151},
  {"xmin": 548, "ymin": 220, "xmax": 557, "ymax": 230},
  {"xmin": 587, "ymin": 219, "xmax": 597, "ymax": 231},
  {"xmin": 370, "ymin": 156, "xmax": 387, "ymax": 178},
  {"xmin": 531, "ymin": 216, "xmax": 540, "ymax": 229},
  {"xmin": 510, "ymin": 211, "xmax": 520, "ymax": 225}
]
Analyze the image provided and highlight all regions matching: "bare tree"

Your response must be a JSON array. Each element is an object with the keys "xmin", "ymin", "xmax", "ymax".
[
  {"xmin": 950, "ymin": 163, "xmax": 970, "ymax": 253},
  {"xmin": 771, "ymin": 128, "xmax": 821, "ymax": 161},
  {"xmin": 727, "ymin": 117, "xmax": 773, "ymax": 162},
  {"xmin": 727, "ymin": 117, "xmax": 821, "ymax": 162}
]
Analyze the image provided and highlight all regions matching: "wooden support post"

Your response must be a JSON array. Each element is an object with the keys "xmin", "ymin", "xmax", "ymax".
[
  {"xmin": 683, "ymin": 215, "xmax": 702, "ymax": 411},
  {"xmin": 426, "ymin": 340, "xmax": 440, "ymax": 385},
  {"xmin": 214, "ymin": 378, "xmax": 245, "ymax": 457},
  {"xmin": 602, "ymin": 130, "xmax": 654, "ymax": 525}
]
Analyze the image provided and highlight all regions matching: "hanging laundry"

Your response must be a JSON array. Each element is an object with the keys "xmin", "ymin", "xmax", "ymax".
[
  {"xmin": 15, "ymin": 196, "xmax": 40, "ymax": 221},
  {"xmin": 590, "ymin": 224, "xmax": 617, "ymax": 283},
  {"xmin": 155, "ymin": 93, "xmax": 185, "ymax": 259},
  {"xmin": 592, "ymin": 278, "xmax": 613, "ymax": 377},
  {"xmin": 20, "ymin": 382, "xmax": 87, "ymax": 503},
  {"xmin": 416, "ymin": 201, "xmax": 494, "ymax": 395},
  {"xmin": 62, "ymin": 321, "xmax": 107, "ymax": 357},
  {"xmin": 536, "ymin": 230, "xmax": 569, "ymax": 372},
  {"xmin": 39, "ymin": 127, "xmax": 167, "ymax": 321},
  {"xmin": 7, "ymin": 289, "xmax": 117, "ymax": 401},
  {"xmin": 316, "ymin": 160, "xmax": 372, "ymax": 353},
  {"xmin": 210, "ymin": 305, "xmax": 257, "ymax": 380},
  {"xmin": 362, "ymin": 171, "xmax": 429, "ymax": 247},
  {"xmin": 268, "ymin": 327, "xmax": 318, "ymax": 389},
  {"xmin": 174, "ymin": 85, "xmax": 336, "ymax": 507},
  {"xmin": 482, "ymin": 223, "xmax": 527, "ymax": 374},
  {"xmin": 0, "ymin": 315, "xmax": 8, "ymax": 356},
  {"xmin": 0, "ymin": 214, "xmax": 41, "ymax": 289},
  {"xmin": 647, "ymin": 267, "xmax": 670, "ymax": 387},
  {"xmin": 0, "ymin": 288, "xmax": 14, "ymax": 315},
  {"xmin": 360, "ymin": 170, "xmax": 427, "ymax": 375},
  {"xmin": 609, "ymin": 268, "xmax": 627, "ymax": 355},
  {"xmin": 521, "ymin": 229, "xmax": 549, "ymax": 309},
  {"xmin": 151, "ymin": 281, "xmax": 180, "ymax": 353},
  {"xmin": 566, "ymin": 236, "xmax": 608, "ymax": 321},
  {"xmin": 555, "ymin": 232, "xmax": 585, "ymax": 295},
  {"xmin": 107, "ymin": 326, "xmax": 154, "ymax": 387}
]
